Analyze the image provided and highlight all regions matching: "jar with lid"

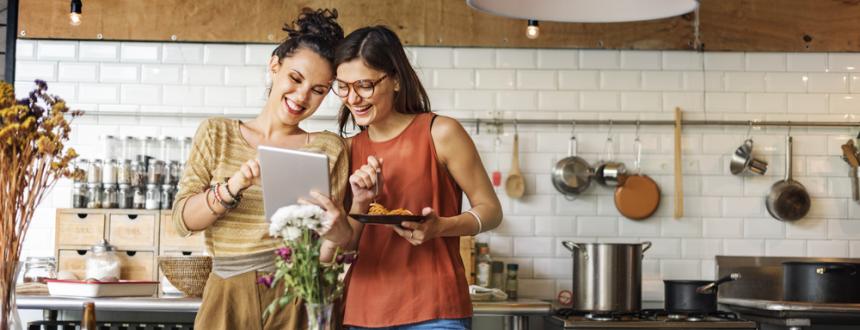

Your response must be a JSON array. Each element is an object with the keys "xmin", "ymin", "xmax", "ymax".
[
  {"xmin": 160, "ymin": 137, "xmax": 178, "ymax": 163},
  {"xmin": 160, "ymin": 184, "xmax": 175, "ymax": 209},
  {"xmin": 117, "ymin": 159, "xmax": 132, "ymax": 185},
  {"xmin": 145, "ymin": 184, "xmax": 161, "ymax": 210},
  {"xmin": 130, "ymin": 161, "xmax": 145, "ymax": 187},
  {"xmin": 103, "ymin": 135, "xmax": 119, "ymax": 161},
  {"xmin": 117, "ymin": 184, "xmax": 133, "ymax": 209},
  {"xmin": 505, "ymin": 263, "xmax": 518, "ymax": 300},
  {"xmin": 142, "ymin": 137, "xmax": 157, "ymax": 163},
  {"xmin": 102, "ymin": 159, "xmax": 118, "ymax": 185},
  {"xmin": 101, "ymin": 184, "xmax": 118, "ymax": 209},
  {"xmin": 86, "ymin": 160, "xmax": 103, "ymax": 184},
  {"xmin": 167, "ymin": 161, "xmax": 181, "ymax": 185},
  {"xmin": 85, "ymin": 240, "xmax": 121, "ymax": 280},
  {"xmin": 72, "ymin": 182, "xmax": 88, "ymax": 208},
  {"xmin": 85, "ymin": 184, "xmax": 103, "ymax": 209},
  {"xmin": 148, "ymin": 160, "xmax": 165, "ymax": 186},
  {"xmin": 491, "ymin": 261, "xmax": 505, "ymax": 290},
  {"xmin": 121, "ymin": 136, "xmax": 137, "ymax": 162},
  {"xmin": 23, "ymin": 257, "xmax": 57, "ymax": 283},
  {"xmin": 132, "ymin": 186, "xmax": 146, "ymax": 209}
]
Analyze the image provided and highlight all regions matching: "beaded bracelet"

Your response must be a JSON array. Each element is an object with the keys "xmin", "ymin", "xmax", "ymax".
[
  {"xmin": 212, "ymin": 183, "xmax": 240, "ymax": 209},
  {"xmin": 204, "ymin": 188, "xmax": 221, "ymax": 217},
  {"xmin": 223, "ymin": 180, "xmax": 242, "ymax": 201}
]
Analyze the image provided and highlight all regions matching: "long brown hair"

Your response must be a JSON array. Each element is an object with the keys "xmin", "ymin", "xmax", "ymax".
[{"xmin": 334, "ymin": 26, "xmax": 431, "ymax": 135}]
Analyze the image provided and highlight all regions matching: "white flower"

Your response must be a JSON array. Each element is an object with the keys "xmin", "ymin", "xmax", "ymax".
[
  {"xmin": 268, "ymin": 204, "xmax": 324, "ymax": 240},
  {"xmin": 281, "ymin": 226, "xmax": 302, "ymax": 241}
]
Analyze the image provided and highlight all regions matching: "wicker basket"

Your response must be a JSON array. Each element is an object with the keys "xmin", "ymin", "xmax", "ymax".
[{"xmin": 158, "ymin": 256, "xmax": 212, "ymax": 297}]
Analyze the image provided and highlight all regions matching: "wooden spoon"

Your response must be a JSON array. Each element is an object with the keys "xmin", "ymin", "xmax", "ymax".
[{"xmin": 505, "ymin": 133, "xmax": 525, "ymax": 199}]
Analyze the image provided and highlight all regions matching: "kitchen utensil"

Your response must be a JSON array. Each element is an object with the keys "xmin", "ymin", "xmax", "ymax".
[
  {"xmin": 696, "ymin": 272, "xmax": 741, "ymax": 294},
  {"xmin": 673, "ymin": 107, "xmax": 683, "ymax": 219},
  {"xmin": 551, "ymin": 123, "xmax": 592, "ymax": 199},
  {"xmin": 561, "ymin": 241, "xmax": 651, "ymax": 312},
  {"xmin": 730, "ymin": 139, "xmax": 768, "ymax": 176},
  {"xmin": 783, "ymin": 261, "xmax": 860, "ymax": 303},
  {"xmin": 593, "ymin": 124, "xmax": 627, "ymax": 187},
  {"xmin": 492, "ymin": 135, "xmax": 502, "ymax": 188},
  {"xmin": 664, "ymin": 273, "xmax": 740, "ymax": 314},
  {"xmin": 505, "ymin": 131, "xmax": 525, "ymax": 199},
  {"xmin": 614, "ymin": 125, "xmax": 660, "ymax": 220},
  {"xmin": 840, "ymin": 139, "xmax": 859, "ymax": 201},
  {"xmin": 765, "ymin": 135, "xmax": 810, "ymax": 222}
]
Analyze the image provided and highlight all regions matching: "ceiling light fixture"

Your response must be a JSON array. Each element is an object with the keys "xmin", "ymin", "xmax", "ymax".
[
  {"xmin": 467, "ymin": 0, "xmax": 698, "ymax": 23},
  {"xmin": 70, "ymin": 0, "xmax": 82, "ymax": 26},
  {"xmin": 526, "ymin": 20, "xmax": 540, "ymax": 39}
]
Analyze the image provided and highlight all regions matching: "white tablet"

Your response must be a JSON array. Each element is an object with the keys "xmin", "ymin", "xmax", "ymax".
[{"xmin": 258, "ymin": 145, "xmax": 329, "ymax": 221}]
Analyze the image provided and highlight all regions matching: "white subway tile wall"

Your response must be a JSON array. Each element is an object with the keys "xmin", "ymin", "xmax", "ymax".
[{"xmin": 16, "ymin": 41, "xmax": 860, "ymax": 301}]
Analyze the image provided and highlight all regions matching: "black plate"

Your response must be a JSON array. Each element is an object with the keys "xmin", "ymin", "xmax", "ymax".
[{"xmin": 350, "ymin": 214, "xmax": 426, "ymax": 225}]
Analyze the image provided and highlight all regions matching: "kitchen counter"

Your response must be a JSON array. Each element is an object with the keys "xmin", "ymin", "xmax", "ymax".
[
  {"xmin": 18, "ymin": 295, "xmax": 550, "ymax": 330},
  {"xmin": 18, "ymin": 295, "xmax": 550, "ymax": 315}
]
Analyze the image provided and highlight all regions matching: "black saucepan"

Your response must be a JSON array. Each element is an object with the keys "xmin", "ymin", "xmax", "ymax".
[
  {"xmin": 783, "ymin": 261, "xmax": 860, "ymax": 303},
  {"xmin": 664, "ymin": 273, "xmax": 741, "ymax": 314}
]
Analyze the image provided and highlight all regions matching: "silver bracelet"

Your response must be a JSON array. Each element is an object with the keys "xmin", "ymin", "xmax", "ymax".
[{"xmin": 465, "ymin": 210, "xmax": 482, "ymax": 235}]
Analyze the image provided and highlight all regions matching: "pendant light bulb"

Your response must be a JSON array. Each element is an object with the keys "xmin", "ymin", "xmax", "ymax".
[
  {"xmin": 526, "ymin": 20, "xmax": 540, "ymax": 39},
  {"xmin": 70, "ymin": 0, "xmax": 83, "ymax": 26}
]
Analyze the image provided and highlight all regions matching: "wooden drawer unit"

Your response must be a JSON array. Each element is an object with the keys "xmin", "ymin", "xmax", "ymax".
[
  {"xmin": 159, "ymin": 212, "xmax": 204, "ymax": 253},
  {"xmin": 118, "ymin": 250, "xmax": 156, "ymax": 281},
  {"xmin": 108, "ymin": 212, "xmax": 158, "ymax": 249},
  {"xmin": 57, "ymin": 249, "xmax": 90, "ymax": 280},
  {"xmin": 56, "ymin": 211, "xmax": 106, "ymax": 247}
]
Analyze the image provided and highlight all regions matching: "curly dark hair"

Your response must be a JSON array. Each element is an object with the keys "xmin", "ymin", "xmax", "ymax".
[{"xmin": 272, "ymin": 8, "xmax": 344, "ymax": 70}]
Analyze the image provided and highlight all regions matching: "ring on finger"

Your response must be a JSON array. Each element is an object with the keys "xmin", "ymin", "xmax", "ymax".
[{"xmin": 408, "ymin": 231, "xmax": 414, "ymax": 239}]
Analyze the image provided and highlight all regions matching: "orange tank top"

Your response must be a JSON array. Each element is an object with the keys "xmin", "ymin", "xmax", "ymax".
[{"xmin": 343, "ymin": 113, "xmax": 472, "ymax": 327}]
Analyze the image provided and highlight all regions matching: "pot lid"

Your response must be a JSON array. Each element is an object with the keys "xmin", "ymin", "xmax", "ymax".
[{"xmin": 91, "ymin": 239, "xmax": 116, "ymax": 253}]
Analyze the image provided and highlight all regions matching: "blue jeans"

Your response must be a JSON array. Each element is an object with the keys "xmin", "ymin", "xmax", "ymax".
[{"xmin": 350, "ymin": 318, "xmax": 471, "ymax": 330}]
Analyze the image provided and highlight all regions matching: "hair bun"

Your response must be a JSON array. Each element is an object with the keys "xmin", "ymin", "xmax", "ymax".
[{"xmin": 284, "ymin": 8, "xmax": 344, "ymax": 44}]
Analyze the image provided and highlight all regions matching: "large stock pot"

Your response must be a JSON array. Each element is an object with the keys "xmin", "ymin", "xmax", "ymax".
[{"xmin": 561, "ymin": 241, "xmax": 651, "ymax": 313}]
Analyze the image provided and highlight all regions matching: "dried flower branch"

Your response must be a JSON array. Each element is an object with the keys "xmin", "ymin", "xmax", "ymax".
[{"xmin": 0, "ymin": 80, "xmax": 81, "ymax": 329}]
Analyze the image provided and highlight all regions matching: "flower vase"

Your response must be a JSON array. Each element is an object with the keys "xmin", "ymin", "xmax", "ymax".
[
  {"xmin": 305, "ymin": 302, "xmax": 332, "ymax": 330},
  {"xmin": 5, "ymin": 262, "xmax": 23, "ymax": 330}
]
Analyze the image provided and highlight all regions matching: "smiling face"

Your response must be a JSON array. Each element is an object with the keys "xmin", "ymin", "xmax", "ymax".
[
  {"xmin": 335, "ymin": 59, "xmax": 398, "ymax": 127},
  {"xmin": 266, "ymin": 48, "xmax": 334, "ymax": 126}
]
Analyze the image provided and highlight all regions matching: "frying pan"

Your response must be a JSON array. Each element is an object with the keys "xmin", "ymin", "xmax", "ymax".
[
  {"xmin": 765, "ymin": 135, "xmax": 810, "ymax": 222},
  {"xmin": 552, "ymin": 134, "xmax": 592, "ymax": 200},
  {"xmin": 614, "ymin": 132, "xmax": 660, "ymax": 220}
]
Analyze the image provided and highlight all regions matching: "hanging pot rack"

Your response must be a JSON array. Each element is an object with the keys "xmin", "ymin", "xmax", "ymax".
[{"xmin": 87, "ymin": 110, "xmax": 860, "ymax": 133}]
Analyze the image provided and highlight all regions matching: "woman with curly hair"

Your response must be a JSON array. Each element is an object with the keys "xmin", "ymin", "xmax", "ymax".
[{"xmin": 171, "ymin": 8, "xmax": 351, "ymax": 329}]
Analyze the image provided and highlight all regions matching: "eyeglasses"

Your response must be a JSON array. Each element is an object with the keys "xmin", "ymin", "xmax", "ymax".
[{"xmin": 332, "ymin": 75, "xmax": 387, "ymax": 99}]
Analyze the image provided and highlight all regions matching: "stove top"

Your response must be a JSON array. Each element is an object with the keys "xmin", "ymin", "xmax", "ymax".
[{"xmin": 546, "ymin": 309, "xmax": 758, "ymax": 329}]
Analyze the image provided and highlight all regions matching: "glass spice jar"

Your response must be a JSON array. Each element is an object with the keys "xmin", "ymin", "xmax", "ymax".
[
  {"xmin": 102, "ymin": 159, "xmax": 117, "ymax": 185},
  {"xmin": 167, "ymin": 161, "xmax": 181, "ymax": 185},
  {"xmin": 85, "ymin": 183, "xmax": 103, "ymax": 209},
  {"xmin": 145, "ymin": 184, "xmax": 161, "ymax": 210},
  {"xmin": 86, "ymin": 160, "xmax": 103, "ymax": 184},
  {"xmin": 130, "ymin": 161, "xmax": 146, "ymax": 187},
  {"xmin": 72, "ymin": 182, "xmax": 87, "ymax": 208},
  {"xmin": 117, "ymin": 184, "xmax": 132, "ymax": 209},
  {"xmin": 160, "ymin": 184, "xmax": 175, "ymax": 209},
  {"xmin": 117, "ymin": 159, "xmax": 132, "ymax": 185},
  {"xmin": 101, "ymin": 184, "xmax": 118, "ymax": 209},
  {"xmin": 148, "ymin": 160, "xmax": 165, "ymax": 186},
  {"xmin": 23, "ymin": 257, "xmax": 57, "ymax": 284},
  {"xmin": 132, "ymin": 186, "xmax": 146, "ymax": 209}
]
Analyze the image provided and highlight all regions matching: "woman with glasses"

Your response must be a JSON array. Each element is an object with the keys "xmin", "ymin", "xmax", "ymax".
[
  {"xmin": 171, "ymin": 8, "xmax": 354, "ymax": 329},
  {"xmin": 332, "ymin": 26, "xmax": 503, "ymax": 329}
]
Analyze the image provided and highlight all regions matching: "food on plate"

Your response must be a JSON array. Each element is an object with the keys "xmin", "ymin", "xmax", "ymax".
[{"xmin": 368, "ymin": 203, "xmax": 413, "ymax": 216}]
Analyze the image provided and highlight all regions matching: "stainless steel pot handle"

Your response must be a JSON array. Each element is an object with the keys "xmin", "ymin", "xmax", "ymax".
[
  {"xmin": 816, "ymin": 265, "xmax": 858, "ymax": 276},
  {"xmin": 561, "ymin": 241, "xmax": 588, "ymax": 260},
  {"xmin": 641, "ymin": 241, "xmax": 652, "ymax": 253}
]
